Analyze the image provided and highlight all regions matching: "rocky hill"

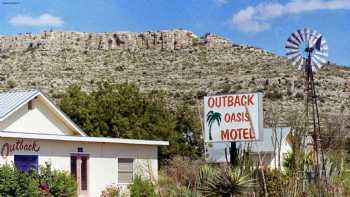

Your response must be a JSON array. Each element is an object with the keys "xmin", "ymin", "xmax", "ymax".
[{"xmin": 0, "ymin": 29, "xmax": 349, "ymax": 123}]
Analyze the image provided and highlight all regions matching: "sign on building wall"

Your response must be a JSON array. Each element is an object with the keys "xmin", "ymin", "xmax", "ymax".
[
  {"xmin": 203, "ymin": 93, "xmax": 263, "ymax": 142},
  {"xmin": 1, "ymin": 139, "xmax": 40, "ymax": 159}
]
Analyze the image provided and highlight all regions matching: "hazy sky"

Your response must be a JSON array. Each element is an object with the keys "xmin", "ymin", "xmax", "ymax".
[{"xmin": 1, "ymin": 0, "xmax": 349, "ymax": 66}]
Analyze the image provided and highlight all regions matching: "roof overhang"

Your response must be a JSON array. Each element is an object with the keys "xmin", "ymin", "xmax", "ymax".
[
  {"xmin": 0, "ymin": 90, "xmax": 87, "ymax": 136},
  {"xmin": 0, "ymin": 131, "xmax": 169, "ymax": 146}
]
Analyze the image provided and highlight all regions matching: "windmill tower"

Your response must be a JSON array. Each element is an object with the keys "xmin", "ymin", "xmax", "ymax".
[{"xmin": 285, "ymin": 28, "xmax": 328, "ymax": 179}]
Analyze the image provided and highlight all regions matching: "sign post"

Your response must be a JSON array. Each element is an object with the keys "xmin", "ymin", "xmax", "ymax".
[{"xmin": 203, "ymin": 93, "xmax": 263, "ymax": 165}]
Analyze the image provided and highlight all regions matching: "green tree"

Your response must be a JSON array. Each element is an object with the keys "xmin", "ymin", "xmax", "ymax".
[
  {"xmin": 206, "ymin": 111, "xmax": 221, "ymax": 140},
  {"xmin": 59, "ymin": 82, "xmax": 203, "ymax": 160}
]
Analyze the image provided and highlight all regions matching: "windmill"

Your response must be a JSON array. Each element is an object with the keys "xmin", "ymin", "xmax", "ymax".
[{"xmin": 285, "ymin": 28, "xmax": 328, "ymax": 180}]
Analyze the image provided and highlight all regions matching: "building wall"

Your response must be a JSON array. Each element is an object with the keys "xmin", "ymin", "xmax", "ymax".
[
  {"xmin": 0, "ymin": 137, "xmax": 158, "ymax": 197},
  {"xmin": 268, "ymin": 137, "xmax": 292, "ymax": 171},
  {"xmin": 0, "ymin": 97, "xmax": 75, "ymax": 135}
]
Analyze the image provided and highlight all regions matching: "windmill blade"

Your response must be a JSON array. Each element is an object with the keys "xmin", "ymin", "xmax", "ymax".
[
  {"xmin": 297, "ymin": 58, "xmax": 305, "ymax": 70},
  {"xmin": 286, "ymin": 47, "xmax": 299, "ymax": 53},
  {"xmin": 290, "ymin": 55, "xmax": 302, "ymax": 66},
  {"xmin": 315, "ymin": 51, "xmax": 328, "ymax": 58},
  {"xmin": 286, "ymin": 51, "xmax": 300, "ymax": 57},
  {"xmin": 287, "ymin": 37, "xmax": 300, "ymax": 48},
  {"xmin": 313, "ymin": 54, "xmax": 327, "ymax": 65},
  {"xmin": 305, "ymin": 28, "xmax": 311, "ymax": 46},
  {"xmin": 309, "ymin": 29, "xmax": 317, "ymax": 47},
  {"xmin": 291, "ymin": 32, "xmax": 302, "ymax": 45},
  {"xmin": 311, "ymin": 56, "xmax": 323, "ymax": 69},
  {"xmin": 289, "ymin": 34, "xmax": 301, "ymax": 46},
  {"xmin": 297, "ymin": 29, "xmax": 305, "ymax": 42},
  {"xmin": 287, "ymin": 52, "xmax": 301, "ymax": 61}
]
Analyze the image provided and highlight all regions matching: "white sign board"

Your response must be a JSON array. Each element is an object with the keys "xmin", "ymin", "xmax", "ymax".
[{"xmin": 203, "ymin": 93, "xmax": 263, "ymax": 142}]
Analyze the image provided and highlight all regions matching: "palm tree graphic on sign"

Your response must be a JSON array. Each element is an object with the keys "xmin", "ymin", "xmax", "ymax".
[{"xmin": 206, "ymin": 110, "xmax": 222, "ymax": 140}]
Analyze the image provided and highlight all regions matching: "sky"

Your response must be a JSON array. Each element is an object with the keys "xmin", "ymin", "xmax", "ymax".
[{"xmin": 0, "ymin": 0, "xmax": 349, "ymax": 66}]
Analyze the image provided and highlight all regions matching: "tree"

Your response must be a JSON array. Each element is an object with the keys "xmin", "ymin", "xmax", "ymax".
[
  {"xmin": 59, "ymin": 82, "xmax": 203, "ymax": 160},
  {"xmin": 206, "ymin": 111, "xmax": 221, "ymax": 140}
]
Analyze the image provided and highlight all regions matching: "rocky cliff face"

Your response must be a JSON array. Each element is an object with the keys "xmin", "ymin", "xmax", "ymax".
[
  {"xmin": 0, "ymin": 29, "xmax": 349, "ymax": 123},
  {"xmin": 0, "ymin": 29, "xmax": 232, "ymax": 52}
]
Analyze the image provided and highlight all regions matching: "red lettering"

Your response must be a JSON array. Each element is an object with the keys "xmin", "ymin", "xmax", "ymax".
[
  {"xmin": 249, "ymin": 128, "xmax": 256, "ymax": 139},
  {"xmin": 241, "ymin": 95, "xmax": 246, "ymax": 105},
  {"xmin": 243, "ymin": 128, "xmax": 249, "ymax": 139},
  {"xmin": 221, "ymin": 130, "xmax": 230, "ymax": 140},
  {"xmin": 224, "ymin": 113, "xmax": 231, "ymax": 123},
  {"xmin": 215, "ymin": 97, "xmax": 222, "ymax": 107},
  {"xmin": 222, "ymin": 96, "xmax": 227, "ymax": 107},
  {"xmin": 227, "ymin": 96, "xmax": 234, "ymax": 106},
  {"xmin": 208, "ymin": 97, "xmax": 214, "ymax": 108},
  {"xmin": 237, "ymin": 128, "xmax": 243, "ymax": 139},
  {"xmin": 230, "ymin": 129, "xmax": 236, "ymax": 140},
  {"xmin": 237, "ymin": 113, "xmax": 242, "ymax": 121},
  {"xmin": 247, "ymin": 95, "xmax": 254, "ymax": 105},
  {"xmin": 1, "ymin": 140, "xmax": 40, "ymax": 158},
  {"xmin": 234, "ymin": 96, "xmax": 240, "ymax": 107},
  {"xmin": 1, "ymin": 143, "xmax": 9, "ymax": 159},
  {"xmin": 244, "ymin": 113, "xmax": 249, "ymax": 121}
]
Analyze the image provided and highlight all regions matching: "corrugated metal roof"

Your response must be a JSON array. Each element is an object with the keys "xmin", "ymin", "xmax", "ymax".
[
  {"xmin": 0, "ymin": 89, "xmax": 39, "ymax": 119},
  {"xmin": 207, "ymin": 127, "xmax": 290, "ymax": 162}
]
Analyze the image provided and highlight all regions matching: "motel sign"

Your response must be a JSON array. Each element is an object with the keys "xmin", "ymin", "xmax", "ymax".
[{"xmin": 203, "ymin": 93, "xmax": 263, "ymax": 142}]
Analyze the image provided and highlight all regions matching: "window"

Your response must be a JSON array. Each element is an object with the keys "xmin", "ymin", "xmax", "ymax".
[
  {"xmin": 118, "ymin": 158, "xmax": 134, "ymax": 183},
  {"xmin": 14, "ymin": 155, "xmax": 38, "ymax": 172}
]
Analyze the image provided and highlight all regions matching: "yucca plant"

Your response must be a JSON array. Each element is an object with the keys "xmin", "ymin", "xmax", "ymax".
[{"xmin": 199, "ymin": 165, "xmax": 255, "ymax": 197}]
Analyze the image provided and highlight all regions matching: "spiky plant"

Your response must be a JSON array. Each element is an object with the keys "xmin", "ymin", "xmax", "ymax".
[{"xmin": 199, "ymin": 166, "xmax": 255, "ymax": 197}]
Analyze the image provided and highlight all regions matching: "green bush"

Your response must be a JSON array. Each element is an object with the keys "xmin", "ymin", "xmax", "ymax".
[
  {"xmin": 0, "ymin": 164, "xmax": 39, "ymax": 197},
  {"xmin": 101, "ymin": 184, "xmax": 123, "ymax": 197},
  {"xmin": 255, "ymin": 169, "xmax": 289, "ymax": 197},
  {"xmin": 39, "ymin": 164, "xmax": 77, "ymax": 197},
  {"xmin": 0, "ymin": 164, "xmax": 77, "ymax": 197},
  {"xmin": 128, "ymin": 175, "xmax": 156, "ymax": 197}
]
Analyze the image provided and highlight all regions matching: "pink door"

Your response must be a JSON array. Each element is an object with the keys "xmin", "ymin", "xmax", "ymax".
[{"xmin": 71, "ymin": 155, "xmax": 89, "ymax": 196}]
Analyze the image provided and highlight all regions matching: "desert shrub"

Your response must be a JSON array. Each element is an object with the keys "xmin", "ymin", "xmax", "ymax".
[
  {"xmin": 0, "ymin": 164, "xmax": 76, "ymax": 197},
  {"xmin": 255, "ymin": 169, "xmax": 289, "ymax": 197},
  {"xmin": 0, "ymin": 164, "xmax": 39, "ymax": 197},
  {"xmin": 265, "ymin": 90, "xmax": 283, "ymax": 101},
  {"xmin": 39, "ymin": 164, "xmax": 77, "ymax": 197},
  {"xmin": 101, "ymin": 184, "xmax": 123, "ymax": 197},
  {"xmin": 128, "ymin": 175, "xmax": 156, "ymax": 197},
  {"xmin": 199, "ymin": 166, "xmax": 255, "ymax": 197},
  {"xmin": 163, "ymin": 157, "xmax": 202, "ymax": 190}
]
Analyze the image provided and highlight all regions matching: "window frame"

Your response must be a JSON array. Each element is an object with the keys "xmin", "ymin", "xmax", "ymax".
[
  {"xmin": 117, "ymin": 157, "xmax": 134, "ymax": 184},
  {"xmin": 14, "ymin": 154, "xmax": 39, "ymax": 172}
]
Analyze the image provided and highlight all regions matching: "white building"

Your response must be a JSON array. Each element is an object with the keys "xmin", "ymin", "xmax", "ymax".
[
  {"xmin": 0, "ymin": 90, "xmax": 168, "ymax": 197},
  {"xmin": 207, "ymin": 127, "xmax": 292, "ymax": 170}
]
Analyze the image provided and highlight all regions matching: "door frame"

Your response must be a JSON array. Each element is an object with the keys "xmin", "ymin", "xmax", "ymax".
[{"xmin": 70, "ymin": 153, "xmax": 90, "ymax": 196}]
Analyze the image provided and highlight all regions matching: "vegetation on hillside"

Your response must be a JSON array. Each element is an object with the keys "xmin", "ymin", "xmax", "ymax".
[{"xmin": 58, "ymin": 82, "xmax": 203, "ymax": 160}]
